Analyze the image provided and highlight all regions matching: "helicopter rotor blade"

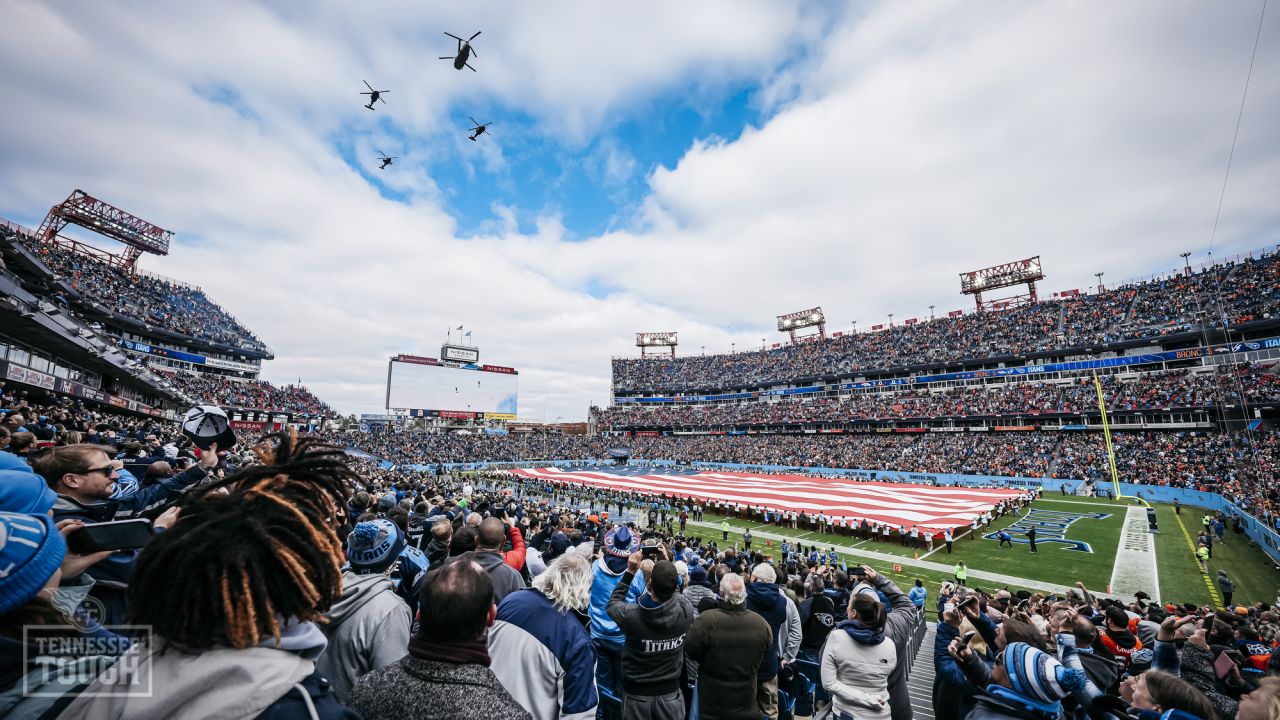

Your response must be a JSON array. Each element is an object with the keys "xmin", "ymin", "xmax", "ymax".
[
  {"xmin": 363, "ymin": 80, "xmax": 374, "ymax": 91},
  {"xmin": 379, "ymin": 96, "xmax": 388, "ymax": 104},
  {"xmin": 439, "ymin": 56, "xmax": 454, "ymax": 60},
  {"xmin": 466, "ymin": 63, "xmax": 476, "ymax": 72},
  {"xmin": 469, "ymin": 116, "xmax": 479, "ymax": 126},
  {"xmin": 468, "ymin": 47, "xmax": 477, "ymax": 58},
  {"xmin": 469, "ymin": 31, "xmax": 481, "ymax": 41},
  {"xmin": 444, "ymin": 32, "xmax": 464, "ymax": 42}
]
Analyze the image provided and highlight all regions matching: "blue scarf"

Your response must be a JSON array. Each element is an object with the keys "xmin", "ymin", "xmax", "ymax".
[{"xmin": 837, "ymin": 619, "xmax": 884, "ymax": 645}]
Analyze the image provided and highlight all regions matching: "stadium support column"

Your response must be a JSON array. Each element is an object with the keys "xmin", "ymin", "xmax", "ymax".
[{"xmin": 1093, "ymin": 371, "xmax": 1122, "ymax": 498}]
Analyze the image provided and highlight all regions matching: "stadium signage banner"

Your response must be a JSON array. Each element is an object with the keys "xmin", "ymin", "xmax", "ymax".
[
  {"xmin": 5, "ymin": 363, "xmax": 55, "ymax": 390},
  {"xmin": 983, "ymin": 509, "xmax": 1112, "ymax": 552}
]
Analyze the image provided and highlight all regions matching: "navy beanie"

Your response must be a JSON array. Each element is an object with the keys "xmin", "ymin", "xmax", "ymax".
[
  {"xmin": 346, "ymin": 519, "xmax": 405, "ymax": 574},
  {"xmin": 0, "ymin": 512, "xmax": 66, "ymax": 615}
]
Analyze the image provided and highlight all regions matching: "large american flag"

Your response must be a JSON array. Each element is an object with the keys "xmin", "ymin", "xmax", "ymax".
[{"xmin": 505, "ymin": 467, "xmax": 1024, "ymax": 530}]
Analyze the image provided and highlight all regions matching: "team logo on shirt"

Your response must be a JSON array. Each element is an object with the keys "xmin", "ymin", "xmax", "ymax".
[{"xmin": 982, "ymin": 509, "xmax": 1112, "ymax": 553}]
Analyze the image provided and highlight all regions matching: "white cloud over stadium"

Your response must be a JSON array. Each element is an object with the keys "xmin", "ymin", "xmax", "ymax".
[{"xmin": 0, "ymin": 0, "xmax": 1276, "ymax": 420}]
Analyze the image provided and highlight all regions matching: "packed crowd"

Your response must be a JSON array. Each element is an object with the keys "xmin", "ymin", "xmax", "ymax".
[
  {"xmin": 612, "ymin": 253, "xmax": 1280, "ymax": 394},
  {"xmin": 4, "ymin": 420, "xmax": 1276, "ymax": 720},
  {"xmin": 595, "ymin": 364, "xmax": 1280, "ymax": 428},
  {"xmin": 163, "ymin": 369, "xmax": 335, "ymax": 416},
  {"xmin": 4, "ymin": 229, "xmax": 269, "ymax": 353}
]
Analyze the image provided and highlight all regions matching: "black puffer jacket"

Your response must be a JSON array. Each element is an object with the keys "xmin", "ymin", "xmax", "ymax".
[{"xmin": 686, "ymin": 602, "xmax": 774, "ymax": 720}]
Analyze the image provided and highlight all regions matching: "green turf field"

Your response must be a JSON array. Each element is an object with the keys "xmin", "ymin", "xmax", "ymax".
[{"xmin": 699, "ymin": 494, "xmax": 1280, "ymax": 611}]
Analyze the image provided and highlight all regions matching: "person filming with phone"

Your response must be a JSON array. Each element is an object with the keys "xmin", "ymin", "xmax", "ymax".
[{"xmin": 32, "ymin": 441, "xmax": 221, "ymax": 625}]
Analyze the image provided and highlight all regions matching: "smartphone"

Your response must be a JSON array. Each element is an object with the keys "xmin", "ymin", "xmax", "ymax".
[
  {"xmin": 1214, "ymin": 651, "xmax": 1237, "ymax": 680},
  {"xmin": 67, "ymin": 519, "xmax": 154, "ymax": 554},
  {"xmin": 641, "ymin": 545, "xmax": 659, "ymax": 558},
  {"xmin": 958, "ymin": 595, "xmax": 979, "ymax": 610},
  {"xmin": 957, "ymin": 630, "xmax": 978, "ymax": 647}
]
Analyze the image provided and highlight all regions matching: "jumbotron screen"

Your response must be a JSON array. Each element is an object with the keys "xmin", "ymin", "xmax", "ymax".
[{"xmin": 386, "ymin": 358, "xmax": 518, "ymax": 418}]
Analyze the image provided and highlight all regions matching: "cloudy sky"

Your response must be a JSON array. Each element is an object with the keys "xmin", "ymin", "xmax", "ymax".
[{"xmin": 1, "ymin": 1, "xmax": 1277, "ymax": 421}]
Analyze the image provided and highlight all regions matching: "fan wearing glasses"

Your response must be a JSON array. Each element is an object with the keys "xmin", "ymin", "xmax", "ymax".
[{"xmin": 31, "ymin": 442, "xmax": 221, "ymax": 625}]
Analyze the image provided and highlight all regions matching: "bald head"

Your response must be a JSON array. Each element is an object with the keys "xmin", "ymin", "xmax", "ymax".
[{"xmin": 477, "ymin": 517, "xmax": 506, "ymax": 550}]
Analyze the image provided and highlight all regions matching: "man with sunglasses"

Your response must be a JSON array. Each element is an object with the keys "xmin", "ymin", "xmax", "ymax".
[{"xmin": 33, "ymin": 442, "xmax": 221, "ymax": 625}]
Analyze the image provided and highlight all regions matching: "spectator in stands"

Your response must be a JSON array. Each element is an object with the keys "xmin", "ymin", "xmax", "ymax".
[
  {"xmin": 685, "ymin": 573, "xmax": 775, "ymax": 720},
  {"xmin": 0, "ymin": 511, "xmax": 126, "ymax": 717},
  {"xmin": 316, "ymin": 518, "xmax": 413, "ymax": 701},
  {"xmin": 489, "ymin": 553, "xmax": 598, "ymax": 720},
  {"xmin": 745, "ymin": 562, "xmax": 802, "ymax": 719},
  {"xmin": 33, "ymin": 442, "xmax": 218, "ymax": 624},
  {"xmin": 798, "ymin": 572, "xmax": 836, "ymax": 664},
  {"xmin": 347, "ymin": 560, "xmax": 532, "ymax": 720},
  {"xmin": 821, "ymin": 583, "xmax": 896, "ymax": 719},
  {"xmin": 589, "ymin": 526, "xmax": 647, "ymax": 701},
  {"xmin": 59, "ymin": 433, "xmax": 358, "ymax": 719},
  {"xmin": 606, "ymin": 550, "xmax": 694, "ymax": 720},
  {"xmin": 964, "ymin": 643, "xmax": 1086, "ymax": 720}
]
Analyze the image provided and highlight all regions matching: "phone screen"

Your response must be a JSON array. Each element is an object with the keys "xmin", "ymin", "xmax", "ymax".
[
  {"xmin": 1214, "ymin": 652, "xmax": 1236, "ymax": 680},
  {"xmin": 67, "ymin": 520, "xmax": 154, "ymax": 554}
]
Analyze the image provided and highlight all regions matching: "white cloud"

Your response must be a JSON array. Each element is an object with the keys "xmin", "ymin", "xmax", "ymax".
[{"xmin": 0, "ymin": 0, "xmax": 1277, "ymax": 423}]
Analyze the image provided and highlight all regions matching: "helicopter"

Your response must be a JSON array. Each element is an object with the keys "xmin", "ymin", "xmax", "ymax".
[
  {"xmin": 376, "ymin": 150, "xmax": 398, "ymax": 170},
  {"xmin": 360, "ymin": 80, "xmax": 389, "ymax": 110},
  {"xmin": 467, "ymin": 117, "xmax": 493, "ymax": 141},
  {"xmin": 439, "ymin": 31, "xmax": 481, "ymax": 71}
]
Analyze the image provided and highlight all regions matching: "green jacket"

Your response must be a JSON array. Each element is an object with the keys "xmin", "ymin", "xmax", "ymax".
[{"xmin": 954, "ymin": 564, "xmax": 968, "ymax": 580}]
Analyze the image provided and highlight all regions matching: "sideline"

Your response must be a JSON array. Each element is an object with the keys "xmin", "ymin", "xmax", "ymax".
[{"xmin": 1172, "ymin": 508, "xmax": 1224, "ymax": 608}]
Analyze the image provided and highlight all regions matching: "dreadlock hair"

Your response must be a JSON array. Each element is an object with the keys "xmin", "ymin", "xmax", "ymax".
[{"xmin": 128, "ymin": 430, "xmax": 357, "ymax": 650}]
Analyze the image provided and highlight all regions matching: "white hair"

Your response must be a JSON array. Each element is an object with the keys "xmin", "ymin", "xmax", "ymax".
[
  {"xmin": 720, "ymin": 573, "xmax": 747, "ymax": 606},
  {"xmin": 532, "ymin": 552, "xmax": 593, "ymax": 613},
  {"xmin": 751, "ymin": 563, "xmax": 777, "ymax": 584}
]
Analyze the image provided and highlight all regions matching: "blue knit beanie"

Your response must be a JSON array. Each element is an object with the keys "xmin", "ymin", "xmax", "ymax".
[
  {"xmin": 0, "ymin": 512, "xmax": 66, "ymax": 615},
  {"xmin": 346, "ymin": 519, "xmax": 404, "ymax": 574},
  {"xmin": 0, "ymin": 468, "xmax": 57, "ymax": 514},
  {"xmin": 1003, "ymin": 642, "xmax": 1087, "ymax": 705}
]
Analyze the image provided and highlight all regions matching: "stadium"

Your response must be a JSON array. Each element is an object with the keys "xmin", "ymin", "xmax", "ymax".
[{"xmin": 2, "ymin": 4, "xmax": 1278, "ymax": 720}]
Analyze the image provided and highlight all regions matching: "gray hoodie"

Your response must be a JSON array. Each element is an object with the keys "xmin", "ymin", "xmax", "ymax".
[
  {"xmin": 60, "ymin": 620, "xmax": 328, "ymax": 720},
  {"xmin": 316, "ymin": 572, "xmax": 412, "ymax": 700}
]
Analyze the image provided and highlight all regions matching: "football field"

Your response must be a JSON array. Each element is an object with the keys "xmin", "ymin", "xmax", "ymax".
[{"xmin": 506, "ymin": 467, "xmax": 1280, "ymax": 611}]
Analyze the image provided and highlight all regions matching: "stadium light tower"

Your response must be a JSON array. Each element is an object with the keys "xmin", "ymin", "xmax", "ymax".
[
  {"xmin": 776, "ymin": 306, "xmax": 826, "ymax": 343},
  {"xmin": 1095, "ymin": 271, "xmax": 1105, "ymax": 293},
  {"xmin": 929, "ymin": 305, "xmax": 935, "ymax": 320},
  {"xmin": 1180, "ymin": 252, "xmax": 1192, "ymax": 276},
  {"xmin": 35, "ymin": 189, "xmax": 173, "ymax": 272},
  {"xmin": 959, "ymin": 256, "xmax": 1045, "ymax": 313},
  {"xmin": 636, "ymin": 332, "xmax": 677, "ymax": 359}
]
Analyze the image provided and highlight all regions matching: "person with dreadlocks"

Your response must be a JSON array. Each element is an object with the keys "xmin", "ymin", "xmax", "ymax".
[{"xmin": 60, "ymin": 431, "xmax": 360, "ymax": 720}]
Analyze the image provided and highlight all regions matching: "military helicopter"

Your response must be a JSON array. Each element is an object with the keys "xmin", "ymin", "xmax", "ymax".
[
  {"xmin": 360, "ymin": 80, "xmax": 389, "ymax": 110},
  {"xmin": 440, "ymin": 31, "xmax": 481, "ymax": 71},
  {"xmin": 376, "ymin": 150, "xmax": 398, "ymax": 170},
  {"xmin": 467, "ymin": 117, "xmax": 493, "ymax": 141}
]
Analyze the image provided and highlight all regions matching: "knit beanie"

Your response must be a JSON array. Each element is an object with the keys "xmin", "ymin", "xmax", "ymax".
[
  {"xmin": 0, "ymin": 468, "xmax": 57, "ymax": 514},
  {"xmin": 0, "ymin": 512, "xmax": 66, "ymax": 615},
  {"xmin": 346, "ymin": 519, "xmax": 405, "ymax": 574},
  {"xmin": 1003, "ymin": 642, "xmax": 1087, "ymax": 705}
]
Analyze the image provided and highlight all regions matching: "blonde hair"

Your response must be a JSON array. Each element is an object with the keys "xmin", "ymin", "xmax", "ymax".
[{"xmin": 959, "ymin": 618, "xmax": 990, "ymax": 657}]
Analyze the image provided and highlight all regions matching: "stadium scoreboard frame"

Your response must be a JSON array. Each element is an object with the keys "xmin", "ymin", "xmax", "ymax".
[{"xmin": 636, "ymin": 331, "xmax": 678, "ymax": 358}]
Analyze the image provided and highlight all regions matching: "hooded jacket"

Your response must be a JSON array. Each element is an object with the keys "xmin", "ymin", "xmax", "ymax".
[
  {"xmin": 589, "ymin": 558, "xmax": 646, "ymax": 646},
  {"xmin": 59, "ymin": 620, "xmax": 357, "ymax": 720},
  {"xmin": 745, "ymin": 582, "xmax": 789, "ymax": 680},
  {"xmin": 606, "ymin": 570, "xmax": 695, "ymax": 696},
  {"xmin": 449, "ymin": 550, "xmax": 526, "ymax": 604},
  {"xmin": 685, "ymin": 601, "xmax": 774, "ymax": 720},
  {"xmin": 821, "ymin": 619, "xmax": 896, "ymax": 720},
  {"xmin": 316, "ymin": 572, "xmax": 412, "ymax": 701}
]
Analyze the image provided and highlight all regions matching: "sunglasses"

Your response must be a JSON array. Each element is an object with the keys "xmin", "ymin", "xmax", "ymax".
[{"xmin": 81, "ymin": 465, "xmax": 115, "ymax": 476}]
